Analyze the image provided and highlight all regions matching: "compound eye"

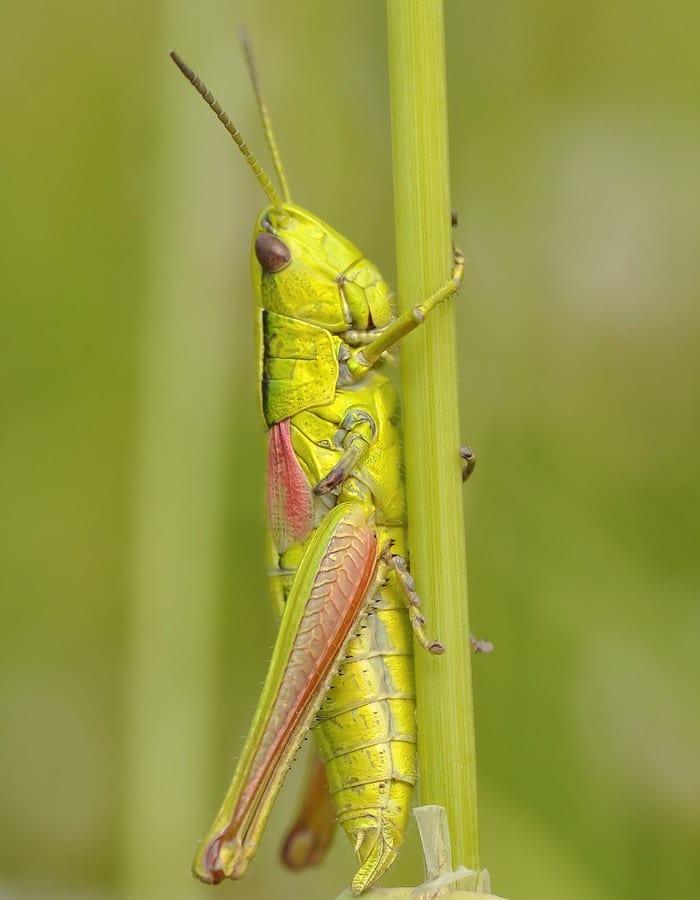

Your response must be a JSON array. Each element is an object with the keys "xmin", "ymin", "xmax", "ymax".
[{"xmin": 255, "ymin": 233, "xmax": 291, "ymax": 273}]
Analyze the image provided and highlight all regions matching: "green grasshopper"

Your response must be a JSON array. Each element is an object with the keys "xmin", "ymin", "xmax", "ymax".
[{"xmin": 170, "ymin": 35, "xmax": 474, "ymax": 896}]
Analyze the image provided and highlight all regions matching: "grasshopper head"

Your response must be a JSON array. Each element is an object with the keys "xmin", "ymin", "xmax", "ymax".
[
  {"xmin": 169, "ymin": 46, "xmax": 393, "ymax": 333},
  {"xmin": 252, "ymin": 203, "xmax": 394, "ymax": 332}
]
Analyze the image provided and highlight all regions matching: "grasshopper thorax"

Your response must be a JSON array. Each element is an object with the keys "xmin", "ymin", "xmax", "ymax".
[{"xmin": 252, "ymin": 203, "xmax": 394, "ymax": 333}]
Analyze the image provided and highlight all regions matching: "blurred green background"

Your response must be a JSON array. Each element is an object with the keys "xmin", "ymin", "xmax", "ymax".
[{"xmin": 3, "ymin": 1, "xmax": 698, "ymax": 899}]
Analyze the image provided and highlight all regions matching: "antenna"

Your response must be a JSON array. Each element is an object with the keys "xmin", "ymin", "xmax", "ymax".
[
  {"xmin": 169, "ymin": 49, "xmax": 283, "ymax": 209},
  {"xmin": 238, "ymin": 26, "xmax": 291, "ymax": 203}
]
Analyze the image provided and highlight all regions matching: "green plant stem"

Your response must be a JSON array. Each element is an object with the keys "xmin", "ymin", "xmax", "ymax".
[{"xmin": 387, "ymin": 0, "xmax": 480, "ymax": 873}]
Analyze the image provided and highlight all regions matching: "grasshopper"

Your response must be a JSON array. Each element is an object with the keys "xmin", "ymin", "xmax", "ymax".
[{"xmin": 171, "ymin": 33, "xmax": 473, "ymax": 896}]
